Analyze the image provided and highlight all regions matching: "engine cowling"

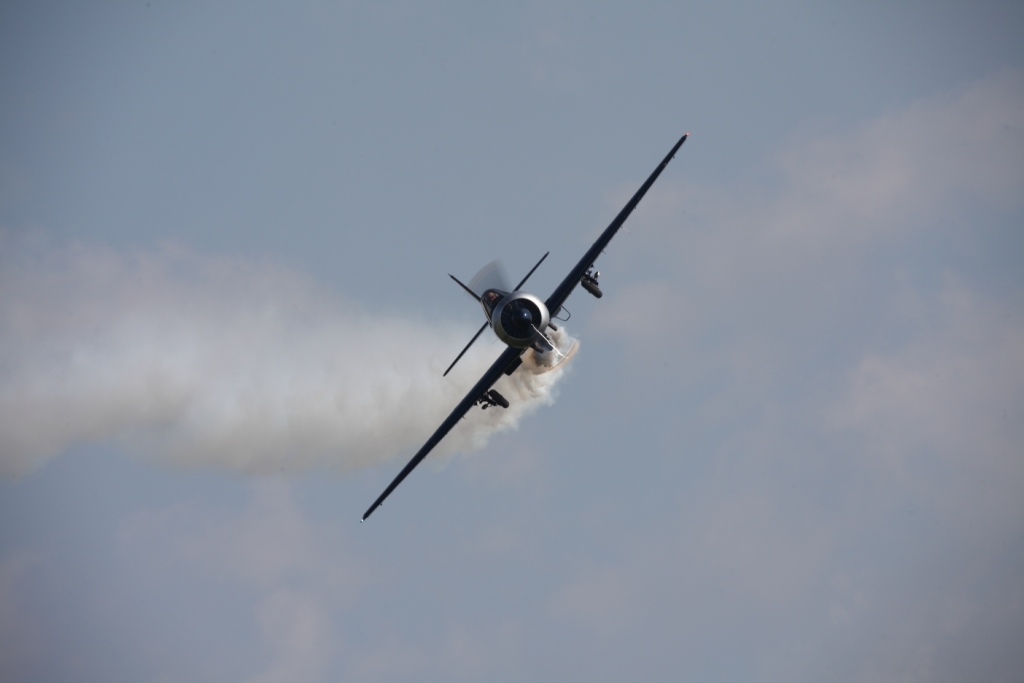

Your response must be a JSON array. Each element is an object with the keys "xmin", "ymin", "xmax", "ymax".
[{"xmin": 490, "ymin": 291, "xmax": 551, "ymax": 348}]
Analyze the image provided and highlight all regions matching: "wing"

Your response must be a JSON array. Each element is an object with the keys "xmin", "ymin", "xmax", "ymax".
[
  {"xmin": 362, "ymin": 136, "xmax": 687, "ymax": 521},
  {"xmin": 361, "ymin": 345, "xmax": 523, "ymax": 521},
  {"xmin": 545, "ymin": 133, "xmax": 688, "ymax": 315}
]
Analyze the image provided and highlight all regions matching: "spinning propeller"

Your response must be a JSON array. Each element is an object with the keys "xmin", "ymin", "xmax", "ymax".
[{"xmin": 443, "ymin": 252, "xmax": 549, "ymax": 376}]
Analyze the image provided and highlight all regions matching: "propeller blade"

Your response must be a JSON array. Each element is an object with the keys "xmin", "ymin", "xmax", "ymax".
[
  {"xmin": 469, "ymin": 260, "xmax": 511, "ymax": 295},
  {"xmin": 514, "ymin": 251, "xmax": 549, "ymax": 291},
  {"xmin": 443, "ymin": 321, "xmax": 489, "ymax": 377}
]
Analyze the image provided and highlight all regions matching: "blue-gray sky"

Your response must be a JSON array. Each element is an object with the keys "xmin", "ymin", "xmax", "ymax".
[{"xmin": 1, "ymin": 2, "xmax": 1023, "ymax": 681}]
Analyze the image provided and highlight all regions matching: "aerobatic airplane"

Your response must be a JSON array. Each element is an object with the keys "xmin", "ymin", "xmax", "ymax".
[{"xmin": 362, "ymin": 133, "xmax": 689, "ymax": 521}]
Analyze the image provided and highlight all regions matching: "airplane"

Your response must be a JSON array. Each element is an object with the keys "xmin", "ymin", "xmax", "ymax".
[{"xmin": 361, "ymin": 133, "xmax": 689, "ymax": 521}]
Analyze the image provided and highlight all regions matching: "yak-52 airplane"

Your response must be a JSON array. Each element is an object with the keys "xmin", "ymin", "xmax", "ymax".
[{"xmin": 361, "ymin": 133, "xmax": 688, "ymax": 521}]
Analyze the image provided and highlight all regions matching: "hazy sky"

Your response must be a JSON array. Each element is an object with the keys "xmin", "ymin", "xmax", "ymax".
[{"xmin": 1, "ymin": 2, "xmax": 1023, "ymax": 682}]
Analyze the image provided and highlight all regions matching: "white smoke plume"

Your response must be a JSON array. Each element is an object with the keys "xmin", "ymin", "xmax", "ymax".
[{"xmin": 0, "ymin": 241, "xmax": 576, "ymax": 476}]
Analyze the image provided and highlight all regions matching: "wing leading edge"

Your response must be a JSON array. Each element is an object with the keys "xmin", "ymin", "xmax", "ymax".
[
  {"xmin": 545, "ymin": 132, "xmax": 688, "ymax": 316},
  {"xmin": 361, "ymin": 134, "xmax": 688, "ymax": 521},
  {"xmin": 361, "ymin": 346, "xmax": 523, "ymax": 521}
]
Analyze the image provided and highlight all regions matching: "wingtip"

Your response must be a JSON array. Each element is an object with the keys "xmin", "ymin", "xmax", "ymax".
[{"xmin": 362, "ymin": 501, "xmax": 381, "ymax": 521}]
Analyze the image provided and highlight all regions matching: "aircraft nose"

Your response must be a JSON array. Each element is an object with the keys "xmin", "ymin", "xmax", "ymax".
[{"xmin": 516, "ymin": 307, "xmax": 532, "ymax": 324}]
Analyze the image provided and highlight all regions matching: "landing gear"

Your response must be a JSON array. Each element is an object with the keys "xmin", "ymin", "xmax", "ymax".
[
  {"xmin": 476, "ymin": 389, "xmax": 509, "ymax": 410},
  {"xmin": 581, "ymin": 268, "xmax": 602, "ymax": 298}
]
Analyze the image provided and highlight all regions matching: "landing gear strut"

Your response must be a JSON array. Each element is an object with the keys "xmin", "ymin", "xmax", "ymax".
[
  {"xmin": 476, "ymin": 389, "xmax": 509, "ymax": 410},
  {"xmin": 581, "ymin": 268, "xmax": 602, "ymax": 298}
]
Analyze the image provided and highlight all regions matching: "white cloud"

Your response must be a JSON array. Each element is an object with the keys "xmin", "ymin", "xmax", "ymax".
[
  {"xmin": 247, "ymin": 588, "xmax": 334, "ymax": 683},
  {"xmin": 829, "ymin": 283, "xmax": 1024, "ymax": 526},
  {"xmin": 119, "ymin": 481, "xmax": 352, "ymax": 683},
  {"xmin": 0, "ymin": 549, "xmax": 43, "ymax": 677},
  {"xmin": 757, "ymin": 69, "xmax": 1023, "ymax": 260},
  {"xmin": 117, "ymin": 481, "xmax": 529, "ymax": 683},
  {"xmin": 596, "ymin": 70, "xmax": 1024, "ymax": 313}
]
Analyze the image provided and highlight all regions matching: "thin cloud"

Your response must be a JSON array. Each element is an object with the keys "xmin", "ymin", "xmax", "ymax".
[{"xmin": 552, "ymin": 71, "xmax": 1024, "ymax": 682}]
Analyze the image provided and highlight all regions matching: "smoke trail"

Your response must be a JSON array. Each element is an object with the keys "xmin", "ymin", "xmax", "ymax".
[{"xmin": 0, "ymin": 242, "xmax": 576, "ymax": 476}]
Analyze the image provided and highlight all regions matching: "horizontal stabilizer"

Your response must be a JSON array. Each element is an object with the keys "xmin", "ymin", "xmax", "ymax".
[
  {"xmin": 514, "ymin": 252, "xmax": 550, "ymax": 291},
  {"xmin": 449, "ymin": 274, "xmax": 481, "ymax": 302},
  {"xmin": 443, "ymin": 321, "xmax": 489, "ymax": 377}
]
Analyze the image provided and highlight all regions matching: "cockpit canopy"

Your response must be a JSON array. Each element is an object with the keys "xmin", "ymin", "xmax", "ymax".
[{"xmin": 480, "ymin": 288, "xmax": 507, "ymax": 316}]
